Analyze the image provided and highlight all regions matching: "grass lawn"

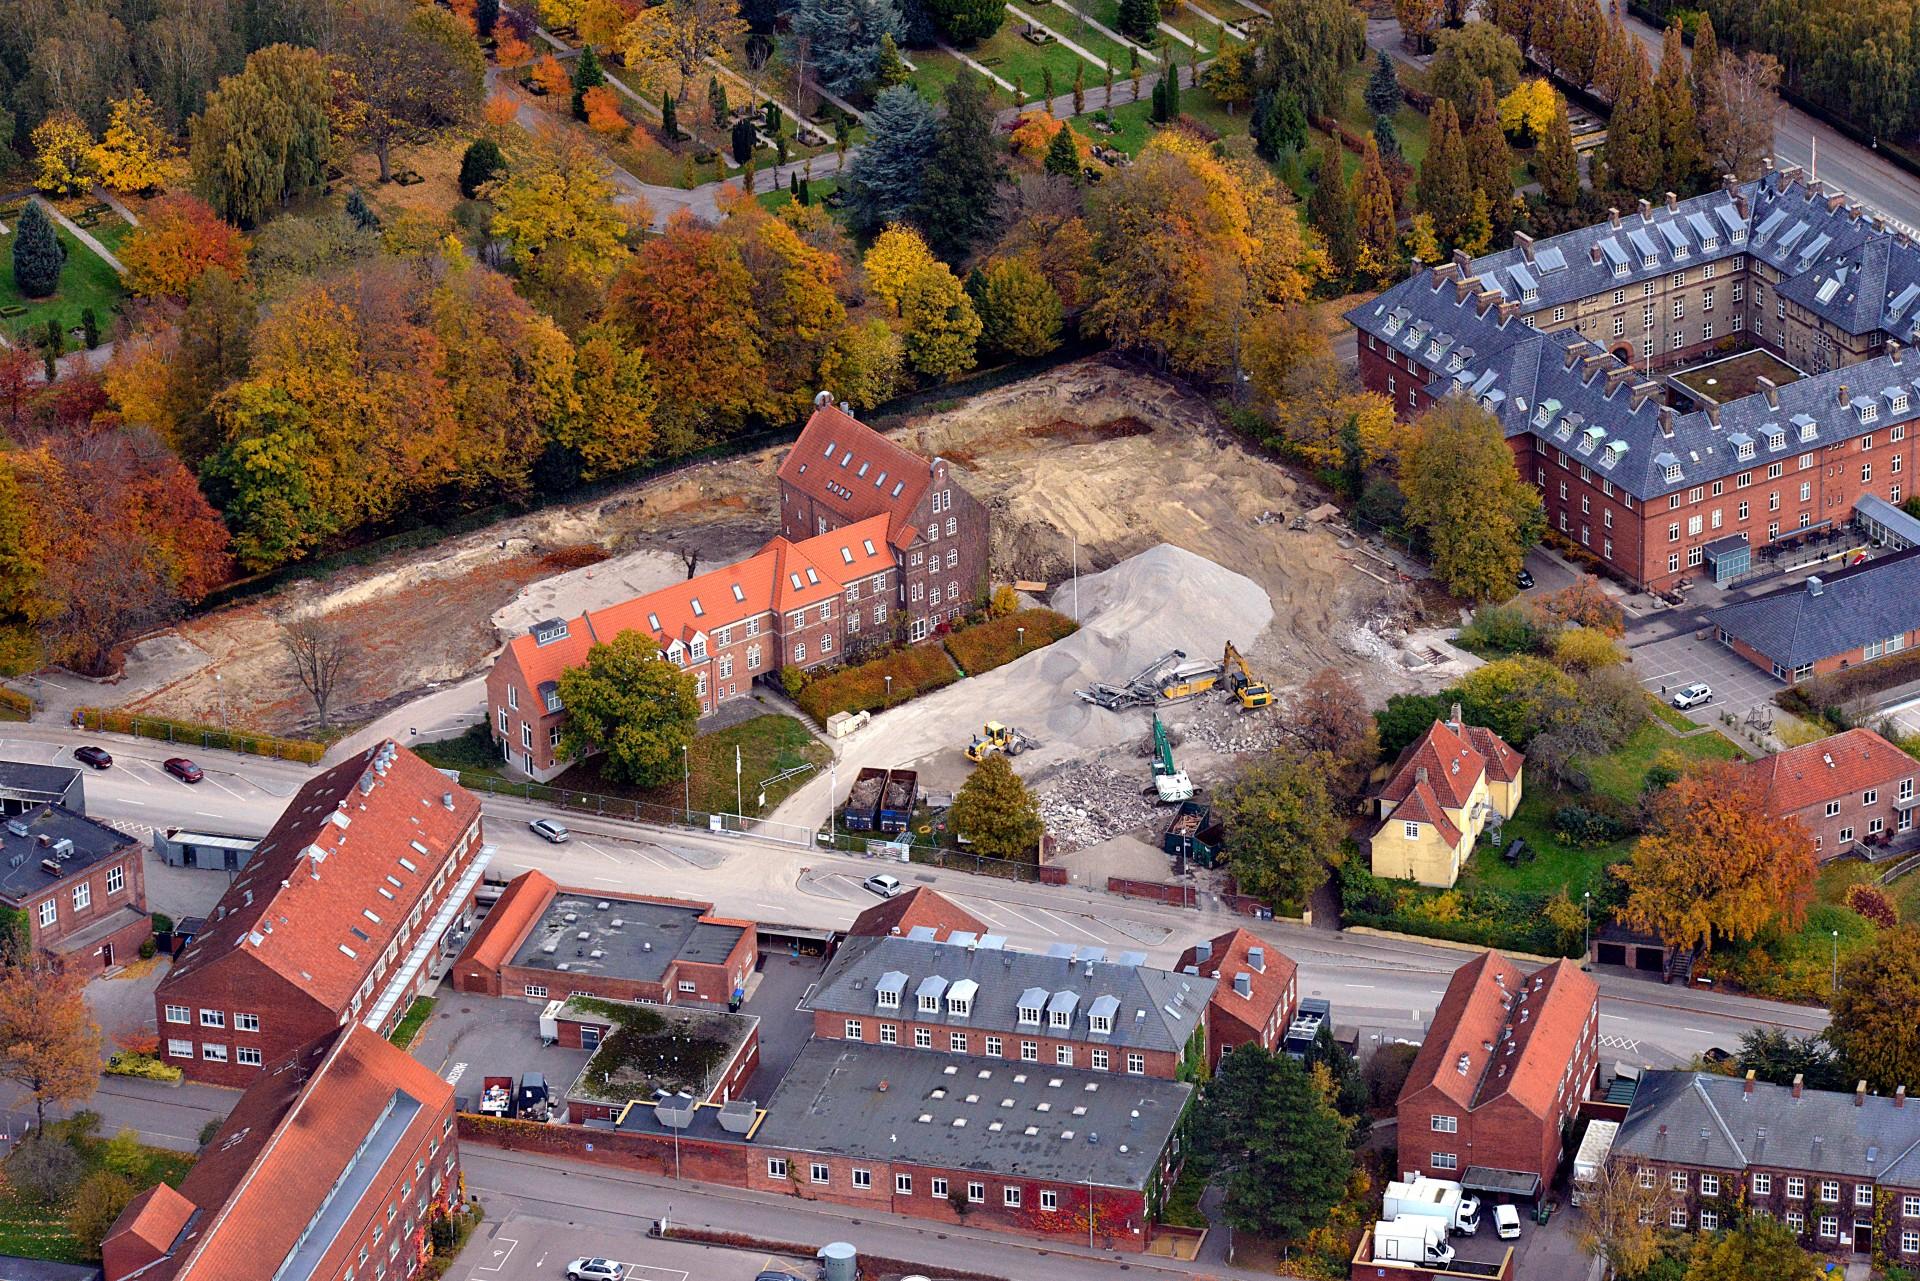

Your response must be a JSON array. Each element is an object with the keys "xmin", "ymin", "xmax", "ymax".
[
  {"xmin": 552, "ymin": 710, "xmax": 831, "ymax": 816},
  {"xmin": 970, "ymin": 23, "xmax": 1114, "ymax": 104},
  {"xmin": 905, "ymin": 47, "xmax": 969, "ymax": 104},
  {"xmin": 1096, "ymin": 85, "xmax": 1242, "ymax": 157},
  {"xmin": 757, "ymin": 177, "xmax": 840, "ymax": 212},
  {"xmin": 414, "ymin": 725, "xmax": 507, "ymax": 776},
  {"xmin": 1671, "ymin": 347, "xmax": 1807, "ymax": 401},
  {"xmin": 0, "ymin": 218, "xmax": 126, "ymax": 346},
  {"xmin": 1004, "ymin": 2, "xmax": 1140, "ymax": 79},
  {"xmin": 0, "ymin": 1124, "xmax": 194, "ymax": 1264},
  {"xmin": 1460, "ymin": 716, "xmax": 1743, "ymax": 899},
  {"xmin": 389, "ymin": 996, "xmax": 437, "ymax": 1049}
]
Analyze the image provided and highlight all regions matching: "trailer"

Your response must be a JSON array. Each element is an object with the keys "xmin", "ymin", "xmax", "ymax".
[
  {"xmin": 843, "ymin": 767, "xmax": 888, "ymax": 832},
  {"xmin": 478, "ymin": 1075, "xmax": 515, "ymax": 1118},
  {"xmin": 1570, "ymin": 1120, "xmax": 1620, "ymax": 1205},
  {"xmin": 1162, "ymin": 799, "xmax": 1222, "ymax": 867},
  {"xmin": 1373, "ymin": 1217, "xmax": 1455, "ymax": 1268},
  {"xmin": 516, "ymin": 1073, "xmax": 552, "ymax": 1122},
  {"xmin": 878, "ymin": 769, "xmax": 918, "ymax": 834}
]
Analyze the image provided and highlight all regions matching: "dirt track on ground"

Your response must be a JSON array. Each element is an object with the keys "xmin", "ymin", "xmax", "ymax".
[{"xmin": 121, "ymin": 354, "xmax": 1454, "ymax": 735}]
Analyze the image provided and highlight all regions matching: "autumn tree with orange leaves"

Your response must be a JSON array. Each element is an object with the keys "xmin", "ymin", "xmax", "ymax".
[
  {"xmin": 1616, "ymin": 761, "xmax": 1816, "ymax": 956},
  {"xmin": 0, "ymin": 958, "xmax": 102, "ymax": 1126},
  {"xmin": 119, "ymin": 194, "xmax": 250, "ymax": 301}
]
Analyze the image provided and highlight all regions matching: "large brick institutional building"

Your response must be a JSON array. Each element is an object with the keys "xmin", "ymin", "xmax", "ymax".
[
  {"xmin": 153, "ymin": 741, "xmax": 489, "ymax": 1086},
  {"xmin": 488, "ymin": 403, "xmax": 990, "ymax": 780},
  {"xmin": 1349, "ymin": 167, "xmax": 1920, "ymax": 594}
]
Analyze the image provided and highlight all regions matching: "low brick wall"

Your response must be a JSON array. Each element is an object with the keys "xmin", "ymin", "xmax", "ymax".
[
  {"xmin": 458, "ymin": 1112, "xmax": 752, "ymax": 1186},
  {"xmin": 1107, "ymin": 877, "xmax": 1197, "ymax": 908}
]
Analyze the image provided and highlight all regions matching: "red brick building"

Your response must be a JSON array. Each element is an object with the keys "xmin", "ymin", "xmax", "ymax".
[
  {"xmin": 1737, "ymin": 727, "xmax": 1919, "ymax": 858},
  {"xmin": 1711, "ymin": 545, "xmax": 1920, "ymax": 686},
  {"xmin": 153, "ymin": 741, "xmax": 489, "ymax": 1086},
  {"xmin": 451, "ymin": 870, "xmax": 757, "ymax": 1008},
  {"xmin": 487, "ymin": 404, "xmax": 992, "ymax": 782},
  {"xmin": 103, "ymin": 1024, "xmax": 460, "ymax": 1281},
  {"xmin": 845, "ymin": 885, "xmax": 987, "ymax": 942},
  {"xmin": 777, "ymin": 402, "xmax": 990, "ymax": 642},
  {"xmin": 1396, "ymin": 951, "xmax": 1600, "ymax": 1199},
  {"xmin": 1176, "ymin": 928, "xmax": 1298, "ymax": 1070},
  {"xmin": 1350, "ymin": 171, "xmax": 1920, "ymax": 595},
  {"xmin": 0, "ymin": 804, "xmax": 148, "ymax": 969}
]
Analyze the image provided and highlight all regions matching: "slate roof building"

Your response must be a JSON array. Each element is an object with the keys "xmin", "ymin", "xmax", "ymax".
[
  {"xmin": 1396, "ymin": 951, "xmax": 1600, "ymax": 1198},
  {"xmin": 101, "ymin": 1025, "xmax": 460, "ymax": 1281},
  {"xmin": 1613, "ymin": 1070, "xmax": 1920, "ymax": 1261},
  {"xmin": 1348, "ymin": 167, "xmax": 1920, "ymax": 594},
  {"xmin": 488, "ymin": 404, "xmax": 988, "ymax": 781},
  {"xmin": 810, "ymin": 934, "xmax": 1213, "ymax": 1080},
  {"xmin": 1711, "ymin": 546, "xmax": 1920, "ymax": 683},
  {"xmin": 153, "ymin": 741, "xmax": 489, "ymax": 1086},
  {"xmin": 0, "ymin": 804, "xmax": 148, "ymax": 968}
]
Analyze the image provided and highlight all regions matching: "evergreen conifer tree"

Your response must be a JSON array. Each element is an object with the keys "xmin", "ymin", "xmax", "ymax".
[
  {"xmin": 1465, "ymin": 76, "xmax": 1515, "ymax": 240},
  {"xmin": 1417, "ymin": 98, "xmax": 1473, "ymax": 251},
  {"xmin": 1073, "ymin": 64, "xmax": 1085, "ymax": 116},
  {"xmin": 876, "ymin": 33, "xmax": 911, "ymax": 89},
  {"xmin": 1044, "ymin": 121, "xmax": 1080, "ymax": 179},
  {"xmin": 475, "ymin": 0, "xmax": 499, "ymax": 39},
  {"xmin": 1689, "ymin": 12, "xmax": 1718, "ymax": 116},
  {"xmin": 1652, "ymin": 23, "xmax": 1704, "ymax": 194},
  {"xmin": 709, "ymin": 75, "xmax": 729, "ymax": 130},
  {"xmin": 1308, "ymin": 138, "xmax": 1358, "ymax": 277},
  {"xmin": 1536, "ymin": 91, "xmax": 1579, "ymax": 208},
  {"xmin": 572, "ymin": 44, "xmax": 605, "ymax": 120},
  {"xmin": 11, "ymin": 201, "xmax": 64, "ymax": 299},
  {"xmin": 1372, "ymin": 112, "xmax": 1402, "ymax": 164},
  {"xmin": 459, "ymin": 137, "xmax": 506, "ymax": 198},
  {"xmin": 1353, "ymin": 136, "xmax": 1398, "ymax": 272},
  {"xmin": 1605, "ymin": 39, "xmax": 1662, "ymax": 195},
  {"xmin": 1117, "ymin": 0, "xmax": 1159, "ymax": 44},
  {"xmin": 1364, "ymin": 48, "xmax": 1401, "ymax": 119},
  {"xmin": 662, "ymin": 93, "xmax": 679, "ymax": 139},
  {"xmin": 731, "ymin": 116, "xmax": 757, "ymax": 165},
  {"xmin": 911, "ymin": 77, "xmax": 1004, "ymax": 260}
]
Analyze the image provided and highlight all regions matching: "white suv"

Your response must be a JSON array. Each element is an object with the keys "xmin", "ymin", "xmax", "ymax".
[
  {"xmin": 566, "ymin": 1261, "xmax": 621, "ymax": 1281},
  {"xmin": 1670, "ymin": 682, "xmax": 1713, "ymax": 710}
]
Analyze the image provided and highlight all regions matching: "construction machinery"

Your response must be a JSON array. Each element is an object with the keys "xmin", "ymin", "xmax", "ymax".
[
  {"xmin": 1078, "ymin": 649, "xmax": 1227, "ymax": 710},
  {"xmin": 1221, "ymin": 641, "xmax": 1273, "ymax": 709},
  {"xmin": 966, "ymin": 722, "xmax": 1041, "ymax": 763},
  {"xmin": 1151, "ymin": 715, "xmax": 1194, "ymax": 802}
]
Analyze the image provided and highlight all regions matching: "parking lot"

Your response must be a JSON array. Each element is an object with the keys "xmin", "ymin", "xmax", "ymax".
[
  {"xmin": 1628, "ymin": 617, "xmax": 1782, "ymax": 733},
  {"xmin": 455, "ymin": 1211, "xmax": 807, "ymax": 1281},
  {"xmin": 1443, "ymin": 1205, "xmax": 1595, "ymax": 1281}
]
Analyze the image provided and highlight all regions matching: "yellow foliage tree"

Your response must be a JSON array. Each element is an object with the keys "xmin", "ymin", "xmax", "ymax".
[
  {"xmin": 578, "ymin": 0, "xmax": 640, "ymax": 47},
  {"xmin": 538, "ymin": 0, "xmax": 587, "ymax": 27},
  {"xmin": 1404, "ymin": 212, "xmax": 1441, "ymax": 264},
  {"xmin": 896, "ymin": 258, "xmax": 981, "ymax": 379},
  {"xmin": 30, "ymin": 112, "xmax": 97, "ymax": 197},
  {"xmin": 1498, "ymin": 78, "xmax": 1559, "ymax": 142},
  {"xmin": 862, "ymin": 223, "xmax": 938, "ymax": 315},
  {"xmin": 1273, "ymin": 391, "xmax": 1396, "ymax": 472},
  {"xmin": 619, "ymin": 0, "xmax": 745, "ymax": 97},
  {"xmin": 487, "ymin": 127, "xmax": 637, "ymax": 324},
  {"xmin": 92, "ymin": 92, "xmax": 176, "ymax": 194}
]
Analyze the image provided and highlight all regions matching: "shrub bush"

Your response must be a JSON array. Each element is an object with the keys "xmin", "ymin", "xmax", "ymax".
[
  {"xmin": 9, "ymin": 1133, "xmax": 83, "ymax": 1204},
  {"xmin": 943, "ymin": 608, "xmax": 1077, "ymax": 676},
  {"xmin": 106, "ymin": 1051, "xmax": 184, "ymax": 1083},
  {"xmin": 1846, "ymin": 882, "xmax": 1899, "ymax": 928},
  {"xmin": 1456, "ymin": 604, "xmax": 1538, "ymax": 656},
  {"xmin": 1551, "ymin": 802, "xmax": 1635, "ymax": 848},
  {"xmin": 1335, "ymin": 853, "xmax": 1588, "ymax": 957},
  {"xmin": 137, "ymin": 938, "xmax": 156, "ymax": 960},
  {"xmin": 795, "ymin": 645, "xmax": 960, "ymax": 723},
  {"xmin": 73, "ymin": 708, "xmax": 324, "ymax": 762}
]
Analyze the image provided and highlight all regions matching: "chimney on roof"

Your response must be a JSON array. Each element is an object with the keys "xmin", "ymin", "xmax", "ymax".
[
  {"xmin": 442, "ymin": 792, "xmax": 454, "ymax": 810},
  {"xmin": 1706, "ymin": 403, "xmax": 1722, "ymax": 428},
  {"xmin": 1735, "ymin": 191, "xmax": 1751, "ymax": 218},
  {"xmin": 1657, "ymin": 404, "xmax": 1676, "ymax": 437},
  {"xmin": 1248, "ymin": 946, "xmax": 1265, "ymax": 972},
  {"xmin": 1449, "ymin": 701, "xmax": 1462, "ymax": 728},
  {"xmin": 1195, "ymin": 940, "xmax": 1211, "ymax": 963},
  {"xmin": 1631, "ymin": 381, "xmax": 1662, "ymax": 413},
  {"xmin": 1416, "ymin": 766, "xmax": 1429, "ymax": 787},
  {"xmin": 1499, "ymin": 300, "xmax": 1523, "ymax": 324},
  {"xmin": 1608, "ymin": 207, "xmax": 1622, "ymax": 229},
  {"xmin": 1757, "ymin": 375, "xmax": 1780, "ymax": 409},
  {"xmin": 1792, "ymin": 1073, "xmax": 1805, "ymax": 1099},
  {"xmin": 1432, "ymin": 261, "xmax": 1461, "ymax": 286},
  {"xmin": 1891, "ymin": 340, "xmax": 1904, "ymax": 366},
  {"xmin": 1858, "ymin": 1080, "xmax": 1869, "ymax": 1107},
  {"xmin": 1838, "ymin": 383, "xmax": 1851, "ymax": 408},
  {"xmin": 1828, "ymin": 194, "xmax": 1847, "ymax": 214},
  {"xmin": 1589, "ymin": 243, "xmax": 1603, "ymax": 266},
  {"xmin": 1605, "ymin": 366, "xmax": 1634, "ymax": 397},
  {"xmin": 1900, "ymin": 1087, "xmax": 1908, "ymax": 1109},
  {"xmin": 1637, "ymin": 198, "xmax": 1653, "ymax": 222},
  {"xmin": 1582, "ymin": 353, "xmax": 1611, "ymax": 382},
  {"xmin": 1234, "ymin": 973, "xmax": 1252, "ymax": 999},
  {"xmin": 1563, "ymin": 339, "xmax": 1588, "ymax": 370},
  {"xmin": 1514, "ymin": 230, "xmax": 1535, "ymax": 262},
  {"xmin": 1453, "ymin": 275, "xmax": 1476, "ymax": 302},
  {"xmin": 1665, "ymin": 191, "xmax": 1679, "ymax": 212},
  {"xmin": 1722, "ymin": 173, "xmax": 1737, "ymax": 192},
  {"xmin": 1744, "ymin": 1069, "xmax": 1756, "ymax": 1097},
  {"xmin": 1453, "ymin": 248, "xmax": 1472, "ymax": 274}
]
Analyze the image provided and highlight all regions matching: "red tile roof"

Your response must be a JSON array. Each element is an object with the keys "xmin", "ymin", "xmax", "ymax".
[
  {"xmin": 117, "ymin": 1025, "xmax": 454, "ymax": 1281},
  {"xmin": 1176, "ymin": 928, "xmax": 1296, "ymax": 1042},
  {"xmin": 1382, "ymin": 718, "xmax": 1494, "ymax": 810},
  {"xmin": 847, "ymin": 887, "xmax": 987, "ymax": 941},
  {"xmin": 103, "ymin": 1183, "xmax": 195, "ymax": 1279},
  {"xmin": 778, "ymin": 406, "xmax": 935, "ymax": 550},
  {"xmin": 1740, "ymin": 727, "xmax": 1917, "ymax": 816},
  {"xmin": 1402, "ymin": 951, "xmax": 1597, "ymax": 1120},
  {"xmin": 157, "ymin": 741, "xmax": 482, "ymax": 1017},
  {"xmin": 1463, "ymin": 725, "xmax": 1523, "ymax": 784},
  {"xmin": 458, "ymin": 869, "xmax": 558, "ymax": 975},
  {"xmin": 1388, "ymin": 781, "xmax": 1464, "ymax": 848}
]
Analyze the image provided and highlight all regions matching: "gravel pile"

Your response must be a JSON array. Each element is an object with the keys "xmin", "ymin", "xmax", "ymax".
[{"xmin": 1033, "ymin": 759, "xmax": 1166, "ymax": 853}]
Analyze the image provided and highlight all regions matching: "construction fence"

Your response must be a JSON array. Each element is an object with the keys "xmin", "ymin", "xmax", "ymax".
[
  {"xmin": 446, "ymin": 769, "xmax": 817, "ymax": 847},
  {"xmin": 72, "ymin": 708, "xmax": 327, "ymax": 764}
]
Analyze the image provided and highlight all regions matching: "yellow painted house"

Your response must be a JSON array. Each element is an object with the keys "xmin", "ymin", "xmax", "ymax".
[{"xmin": 1369, "ymin": 707, "xmax": 1524, "ymax": 888}]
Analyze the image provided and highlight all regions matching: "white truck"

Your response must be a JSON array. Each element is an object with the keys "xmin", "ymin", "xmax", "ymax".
[
  {"xmin": 1571, "ymin": 1119, "xmax": 1621, "ymax": 1206},
  {"xmin": 1383, "ymin": 1176, "xmax": 1481, "ymax": 1235},
  {"xmin": 1374, "ymin": 1216, "xmax": 1456, "ymax": 1268}
]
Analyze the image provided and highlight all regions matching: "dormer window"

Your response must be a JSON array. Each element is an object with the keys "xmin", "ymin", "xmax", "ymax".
[
  {"xmin": 1736, "ymin": 440, "xmax": 1754, "ymax": 461},
  {"xmin": 1663, "ymin": 463, "xmax": 1682, "ymax": 482},
  {"xmin": 1798, "ymin": 420, "xmax": 1818, "ymax": 443},
  {"xmin": 1702, "ymin": 235, "xmax": 1719, "ymax": 251},
  {"xmin": 689, "ymin": 639, "xmax": 706, "ymax": 661},
  {"xmin": 1521, "ymin": 286, "xmax": 1538, "ymax": 304},
  {"xmin": 1090, "ymin": 1012, "xmax": 1112, "ymax": 1034},
  {"xmin": 918, "ymin": 975, "xmax": 947, "ymax": 1014},
  {"xmin": 1731, "ymin": 226, "xmax": 1746, "ymax": 244},
  {"xmin": 1612, "ymin": 260, "xmax": 1629, "ymax": 278},
  {"xmin": 949, "ymin": 994, "xmax": 971, "ymax": 1017},
  {"xmin": 947, "ymin": 978, "xmax": 978, "ymax": 1019},
  {"xmin": 1642, "ymin": 253, "xmax": 1659, "ymax": 270},
  {"xmin": 1860, "ymin": 403, "xmax": 1880, "ymax": 423},
  {"xmin": 1019, "ymin": 1002, "xmax": 1041, "ymax": 1025},
  {"xmin": 1050, "ymin": 1008, "xmax": 1070, "ymax": 1029}
]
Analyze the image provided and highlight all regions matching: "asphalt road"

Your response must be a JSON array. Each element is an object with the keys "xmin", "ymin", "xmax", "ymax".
[{"xmin": 0, "ymin": 722, "xmax": 1828, "ymax": 1073}]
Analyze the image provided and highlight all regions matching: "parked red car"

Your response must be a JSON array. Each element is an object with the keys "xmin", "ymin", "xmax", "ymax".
[{"xmin": 163, "ymin": 757, "xmax": 203, "ymax": 784}]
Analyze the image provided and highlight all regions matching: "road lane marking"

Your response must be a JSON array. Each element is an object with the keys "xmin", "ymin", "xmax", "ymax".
[
  {"xmin": 982, "ymin": 899, "xmax": 1058, "ymax": 936},
  {"xmin": 1348, "ymin": 984, "xmax": 1377, "ymax": 989},
  {"xmin": 625, "ymin": 1266, "xmax": 689, "ymax": 1281},
  {"xmin": 1601, "ymin": 1014, "xmax": 1627, "ymax": 1021},
  {"xmin": 200, "ymin": 774, "xmax": 245, "ymax": 799},
  {"xmin": 473, "ymin": 1237, "xmax": 517, "ymax": 1273},
  {"xmin": 950, "ymin": 896, "xmax": 1009, "ymax": 927},
  {"xmin": 194, "ymin": 811, "xmax": 223, "ymax": 818},
  {"xmin": 578, "ymin": 841, "xmax": 621, "ymax": 865},
  {"xmin": 1684, "ymin": 1027, "xmax": 1713, "ymax": 1035},
  {"xmin": 118, "ymin": 798, "xmax": 146, "ymax": 807},
  {"xmin": 1037, "ymin": 907, "xmax": 1104, "ymax": 942}
]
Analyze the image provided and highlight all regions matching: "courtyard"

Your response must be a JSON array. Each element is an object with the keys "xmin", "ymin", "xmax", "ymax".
[{"xmin": 1670, "ymin": 347, "xmax": 1806, "ymax": 403}]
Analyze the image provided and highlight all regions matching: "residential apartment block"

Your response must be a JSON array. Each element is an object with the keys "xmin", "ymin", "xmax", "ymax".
[
  {"xmin": 1367, "ymin": 708, "xmax": 1523, "ymax": 888},
  {"xmin": 1736, "ymin": 726, "xmax": 1919, "ymax": 857},
  {"xmin": 1175, "ymin": 927, "xmax": 1298, "ymax": 1070},
  {"xmin": 1349, "ymin": 167, "xmax": 1920, "ymax": 594},
  {"xmin": 1613, "ymin": 1070, "xmax": 1920, "ymax": 1262},
  {"xmin": 487, "ymin": 404, "xmax": 990, "ymax": 781},
  {"xmin": 0, "ymin": 804, "xmax": 148, "ymax": 968},
  {"xmin": 153, "ymin": 741, "xmax": 489, "ymax": 1086},
  {"xmin": 103, "ymin": 1025, "xmax": 459, "ymax": 1281},
  {"xmin": 1397, "ymin": 951, "xmax": 1600, "ymax": 1199},
  {"xmin": 451, "ymin": 869, "xmax": 757, "ymax": 1008}
]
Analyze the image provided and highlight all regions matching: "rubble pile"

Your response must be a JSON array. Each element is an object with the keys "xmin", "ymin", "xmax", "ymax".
[
  {"xmin": 1034, "ymin": 760, "xmax": 1164, "ymax": 852},
  {"xmin": 1174, "ymin": 696, "xmax": 1293, "ymax": 756}
]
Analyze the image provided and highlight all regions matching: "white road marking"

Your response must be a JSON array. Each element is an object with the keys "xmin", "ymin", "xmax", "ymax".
[
  {"xmin": 1037, "ymin": 907, "xmax": 1104, "ymax": 942},
  {"xmin": 473, "ymin": 1237, "xmax": 517, "ymax": 1273},
  {"xmin": 1601, "ymin": 1013, "xmax": 1628, "ymax": 1022},
  {"xmin": 1348, "ymin": 984, "xmax": 1377, "ymax": 990},
  {"xmin": 982, "ymin": 899, "xmax": 1058, "ymax": 936},
  {"xmin": 445, "ymin": 1061, "xmax": 468, "ymax": 1087},
  {"xmin": 578, "ymin": 841, "xmax": 621, "ymax": 865},
  {"xmin": 118, "ymin": 798, "xmax": 146, "ymax": 807},
  {"xmin": 200, "ymin": 774, "xmax": 245, "ymax": 799},
  {"xmin": 754, "ymin": 901, "xmax": 784, "ymax": 913},
  {"xmin": 1684, "ymin": 1027, "xmax": 1713, "ymax": 1035},
  {"xmin": 194, "ymin": 811, "xmax": 224, "ymax": 818},
  {"xmin": 624, "ymin": 1265, "xmax": 690, "ymax": 1281},
  {"xmin": 950, "ymin": 896, "xmax": 1010, "ymax": 927}
]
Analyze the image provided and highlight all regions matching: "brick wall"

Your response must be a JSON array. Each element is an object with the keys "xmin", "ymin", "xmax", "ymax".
[
  {"xmin": 812, "ymin": 1009, "xmax": 1179, "ymax": 1079},
  {"xmin": 1785, "ymin": 787, "xmax": 1918, "ymax": 861},
  {"xmin": 21, "ymin": 848, "xmax": 147, "ymax": 961},
  {"xmin": 155, "ymin": 964, "xmax": 337, "ymax": 1089}
]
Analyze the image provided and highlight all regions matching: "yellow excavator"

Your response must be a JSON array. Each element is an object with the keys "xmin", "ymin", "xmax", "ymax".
[
  {"xmin": 966, "ymin": 721, "xmax": 1041, "ymax": 762},
  {"xmin": 1222, "ymin": 642, "xmax": 1273, "ymax": 710}
]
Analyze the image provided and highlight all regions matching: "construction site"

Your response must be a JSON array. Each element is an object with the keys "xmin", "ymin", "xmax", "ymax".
[{"xmin": 91, "ymin": 355, "xmax": 1474, "ymax": 875}]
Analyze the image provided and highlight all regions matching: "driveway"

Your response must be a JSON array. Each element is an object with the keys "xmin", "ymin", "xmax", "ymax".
[{"xmin": 1628, "ymin": 621, "xmax": 1781, "ymax": 733}]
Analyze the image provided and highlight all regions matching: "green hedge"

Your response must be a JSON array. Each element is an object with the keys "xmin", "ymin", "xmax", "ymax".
[
  {"xmin": 794, "ymin": 645, "xmax": 960, "ymax": 724},
  {"xmin": 0, "ymin": 687, "xmax": 29, "ymax": 721},
  {"xmin": 1336, "ymin": 855, "xmax": 1587, "ymax": 958},
  {"xmin": 74, "ymin": 708, "xmax": 326, "ymax": 764},
  {"xmin": 943, "ymin": 608, "xmax": 1078, "ymax": 676},
  {"xmin": 105, "ymin": 1052, "xmax": 183, "ymax": 1083}
]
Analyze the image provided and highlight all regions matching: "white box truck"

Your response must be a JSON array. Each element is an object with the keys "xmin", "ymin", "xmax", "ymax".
[
  {"xmin": 1374, "ymin": 1216, "xmax": 1456, "ymax": 1268},
  {"xmin": 1383, "ymin": 1176, "xmax": 1481, "ymax": 1235},
  {"xmin": 1571, "ymin": 1119, "xmax": 1620, "ymax": 1206}
]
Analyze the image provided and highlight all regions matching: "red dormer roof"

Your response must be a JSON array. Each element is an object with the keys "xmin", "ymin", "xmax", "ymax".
[
  {"xmin": 1463, "ymin": 725, "xmax": 1523, "ymax": 784},
  {"xmin": 1177, "ymin": 928, "xmax": 1296, "ymax": 1042},
  {"xmin": 1382, "ymin": 717, "xmax": 1495, "ymax": 811},
  {"xmin": 1741, "ymin": 727, "xmax": 1917, "ymax": 816},
  {"xmin": 779, "ymin": 405, "xmax": 936, "ymax": 549},
  {"xmin": 1402, "ymin": 951, "xmax": 1597, "ymax": 1121},
  {"xmin": 157, "ymin": 742, "xmax": 481, "ymax": 1017},
  {"xmin": 847, "ymin": 887, "xmax": 988, "ymax": 941},
  {"xmin": 789, "ymin": 514, "xmax": 895, "ymax": 585},
  {"xmin": 1390, "ymin": 780, "xmax": 1464, "ymax": 847}
]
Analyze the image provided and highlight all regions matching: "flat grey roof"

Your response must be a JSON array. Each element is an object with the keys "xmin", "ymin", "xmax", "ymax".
[
  {"xmin": 680, "ymin": 921, "xmax": 746, "ymax": 966},
  {"xmin": 0, "ymin": 805, "xmax": 134, "ymax": 905},
  {"xmin": 509, "ymin": 892, "xmax": 709, "ymax": 985},
  {"xmin": 752, "ymin": 1041, "xmax": 1192, "ymax": 1189}
]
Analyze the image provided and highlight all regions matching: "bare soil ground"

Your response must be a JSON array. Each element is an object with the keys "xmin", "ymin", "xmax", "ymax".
[{"xmin": 121, "ymin": 354, "xmax": 1465, "ymax": 740}]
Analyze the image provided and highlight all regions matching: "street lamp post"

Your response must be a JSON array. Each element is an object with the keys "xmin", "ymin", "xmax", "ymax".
[
  {"xmin": 1581, "ymin": 891, "xmax": 1592, "ymax": 970},
  {"xmin": 1017, "ymin": 625, "xmax": 1026, "ymax": 651},
  {"xmin": 682, "ymin": 744, "xmax": 691, "ymax": 823},
  {"xmin": 883, "ymin": 674, "xmax": 892, "ymax": 706},
  {"xmin": 1833, "ymin": 928, "xmax": 1841, "ymax": 995}
]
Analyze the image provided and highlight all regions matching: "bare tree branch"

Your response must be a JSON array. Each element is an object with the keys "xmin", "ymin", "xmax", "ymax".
[{"xmin": 280, "ymin": 614, "xmax": 356, "ymax": 731}]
